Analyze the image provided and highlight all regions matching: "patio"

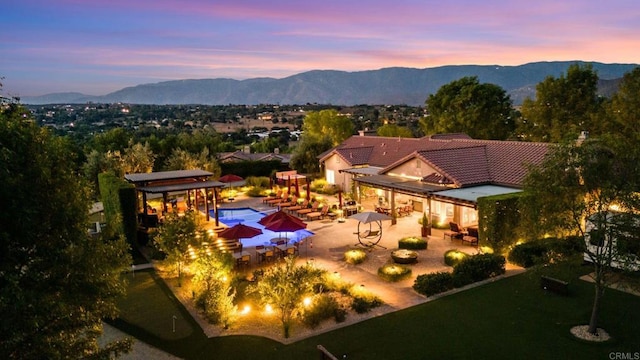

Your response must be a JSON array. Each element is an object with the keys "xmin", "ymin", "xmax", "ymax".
[{"xmin": 185, "ymin": 194, "xmax": 524, "ymax": 342}]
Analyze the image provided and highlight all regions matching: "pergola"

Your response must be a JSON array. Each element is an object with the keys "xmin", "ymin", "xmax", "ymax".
[{"xmin": 124, "ymin": 170, "xmax": 226, "ymax": 225}]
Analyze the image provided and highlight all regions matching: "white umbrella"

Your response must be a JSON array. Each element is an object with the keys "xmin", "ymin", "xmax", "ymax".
[
  {"xmin": 349, "ymin": 211, "xmax": 392, "ymax": 248},
  {"xmin": 349, "ymin": 211, "xmax": 392, "ymax": 223}
]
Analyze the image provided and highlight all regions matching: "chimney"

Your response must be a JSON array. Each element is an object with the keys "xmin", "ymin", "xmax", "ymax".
[
  {"xmin": 274, "ymin": 147, "xmax": 279, "ymax": 154},
  {"xmin": 243, "ymin": 145, "xmax": 251, "ymax": 153}
]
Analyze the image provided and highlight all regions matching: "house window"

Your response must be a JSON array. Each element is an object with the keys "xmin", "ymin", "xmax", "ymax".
[{"xmin": 326, "ymin": 169, "xmax": 335, "ymax": 184}]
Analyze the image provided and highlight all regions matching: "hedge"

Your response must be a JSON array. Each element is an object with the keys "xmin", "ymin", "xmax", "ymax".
[
  {"xmin": 508, "ymin": 236, "xmax": 585, "ymax": 268},
  {"xmin": 477, "ymin": 192, "xmax": 522, "ymax": 253},
  {"xmin": 413, "ymin": 272, "xmax": 454, "ymax": 296},
  {"xmin": 98, "ymin": 172, "xmax": 137, "ymax": 245}
]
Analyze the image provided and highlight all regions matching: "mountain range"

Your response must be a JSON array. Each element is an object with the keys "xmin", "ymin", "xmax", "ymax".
[{"xmin": 22, "ymin": 61, "xmax": 638, "ymax": 106}]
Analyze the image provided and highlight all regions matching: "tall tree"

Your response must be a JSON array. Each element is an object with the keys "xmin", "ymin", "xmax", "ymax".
[
  {"xmin": 376, "ymin": 124, "xmax": 414, "ymax": 138},
  {"xmin": 0, "ymin": 103, "xmax": 132, "ymax": 358},
  {"xmin": 153, "ymin": 211, "xmax": 199, "ymax": 286},
  {"xmin": 421, "ymin": 76, "xmax": 515, "ymax": 140},
  {"xmin": 607, "ymin": 66, "xmax": 640, "ymax": 140},
  {"xmin": 519, "ymin": 64, "xmax": 601, "ymax": 142},
  {"xmin": 248, "ymin": 256, "xmax": 325, "ymax": 338},
  {"xmin": 122, "ymin": 141, "xmax": 156, "ymax": 174},
  {"xmin": 163, "ymin": 147, "xmax": 221, "ymax": 177},
  {"xmin": 301, "ymin": 109, "xmax": 354, "ymax": 146},
  {"xmin": 521, "ymin": 135, "xmax": 640, "ymax": 335},
  {"xmin": 290, "ymin": 136, "xmax": 333, "ymax": 174}
]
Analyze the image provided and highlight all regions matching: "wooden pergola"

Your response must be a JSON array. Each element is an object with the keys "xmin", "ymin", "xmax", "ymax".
[{"xmin": 124, "ymin": 170, "xmax": 227, "ymax": 225}]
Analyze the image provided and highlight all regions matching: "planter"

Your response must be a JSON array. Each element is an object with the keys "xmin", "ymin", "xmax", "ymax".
[
  {"xmin": 391, "ymin": 249, "xmax": 418, "ymax": 264},
  {"xmin": 421, "ymin": 226, "xmax": 431, "ymax": 237}
]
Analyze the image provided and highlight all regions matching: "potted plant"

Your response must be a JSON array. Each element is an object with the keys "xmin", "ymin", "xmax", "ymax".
[{"xmin": 420, "ymin": 212, "xmax": 431, "ymax": 237}]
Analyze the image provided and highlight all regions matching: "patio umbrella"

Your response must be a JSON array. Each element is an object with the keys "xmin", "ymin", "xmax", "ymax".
[
  {"xmin": 219, "ymin": 174, "xmax": 246, "ymax": 188},
  {"xmin": 258, "ymin": 209, "xmax": 306, "ymax": 227},
  {"xmin": 217, "ymin": 223, "xmax": 263, "ymax": 240},
  {"xmin": 264, "ymin": 216, "xmax": 307, "ymax": 243},
  {"xmin": 349, "ymin": 211, "xmax": 392, "ymax": 248},
  {"xmin": 349, "ymin": 211, "xmax": 393, "ymax": 224}
]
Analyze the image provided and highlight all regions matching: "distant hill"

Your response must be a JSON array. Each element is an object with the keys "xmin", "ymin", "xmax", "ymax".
[{"xmin": 22, "ymin": 61, "xmax": 638, "ymax": 106}]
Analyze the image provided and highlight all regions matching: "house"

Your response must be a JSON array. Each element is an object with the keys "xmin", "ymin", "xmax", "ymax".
[
  {"xmin": 217, "ymin": 148, "xmax": 291, "ymax": 165},
  {"xmin": 319, "ymin": 133, "xmax": 549, "ymax": 228}
]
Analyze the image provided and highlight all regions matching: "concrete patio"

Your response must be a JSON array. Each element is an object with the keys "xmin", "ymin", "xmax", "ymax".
[{"xmin": 212, "ymin": 195, "xmax": 521, "ymax": 312}]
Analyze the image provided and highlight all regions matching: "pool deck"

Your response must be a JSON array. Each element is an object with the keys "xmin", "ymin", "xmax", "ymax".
[{"xmin": 210, "ymin": 195, "xmax": 523, "ymax": 312}]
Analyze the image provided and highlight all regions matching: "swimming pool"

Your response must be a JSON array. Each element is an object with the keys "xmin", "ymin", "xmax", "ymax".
[{"xmin": 210, "ymin": 207, "xmax": 314, "ymax": 247}]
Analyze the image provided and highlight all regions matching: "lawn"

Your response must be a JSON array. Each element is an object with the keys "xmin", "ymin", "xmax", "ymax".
[{"xmin": 114, "ymin": 261, "xmax": 640, "ymax": 359}]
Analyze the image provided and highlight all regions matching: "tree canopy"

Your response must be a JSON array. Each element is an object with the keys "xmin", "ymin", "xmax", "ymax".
[
  {"xmin": 421, "ymin": 76, "xmax": 515, "ymax": 140},
  {"xmin": 520, "ymin": 134, "xmax": 640, "ymax": 334},
  {"xmin": 301, "ymin": 109, "xmax": 354, "ymax": 146},
  {"xmin": 0, "ymin": 103, "xmax": 132, "ymax": 359},
  {"xmin": 519, "ymin": 64, "xmax": 601, "ymax": 142}
]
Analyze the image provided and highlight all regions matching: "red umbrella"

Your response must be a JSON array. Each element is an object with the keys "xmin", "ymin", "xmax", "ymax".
[
  {"xmin": 258, "ymin": 210, "xmax": 305, "ymax": 227},
  {"xmin": 219, "ymin": 174, "xmax": 244, "ymax": 183},
  {"xmin": 217, "ymin": 223, "xmax": 263, "ymax": 240},
  {"xmin": 264, "ymin": 216, "xmax": 307, "ymax": 232}
]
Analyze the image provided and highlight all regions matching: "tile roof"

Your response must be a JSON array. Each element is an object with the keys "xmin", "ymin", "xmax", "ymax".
[{"xmin": 326, "ymin": 134, "xmax": 551, "ymax": 188}]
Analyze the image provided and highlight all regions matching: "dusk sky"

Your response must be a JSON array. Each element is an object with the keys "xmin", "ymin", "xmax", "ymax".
[{"xmin": 2, "ymin": 0, "xmax": 639, "ymax": 96}]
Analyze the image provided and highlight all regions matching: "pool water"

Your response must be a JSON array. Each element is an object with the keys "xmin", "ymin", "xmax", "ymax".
[{"xmin": 209, "ymin": 207, "xmax": 314, "ymax": 247}]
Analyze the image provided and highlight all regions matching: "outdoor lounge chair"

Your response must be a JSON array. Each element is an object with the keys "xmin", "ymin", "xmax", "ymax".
[
  {"xmin": 305, "ymin": 206, "xmax": 328, "ymax": 221},
  {"xmin": 263, "ymin": 190, "xmax": 282, "ymax": 203},
  {"xmin": 296, "ymin": 202, "xmax": 319, "ymax": 216},
  {"xmin": 277, "ymin": 196, "xmax": 298, "ymax": 208},
  {"xmin": 283, "ymin": 199, "xmax": 308, "ymax": 212},
  {"xmin": 462, "ymin": 227, "xmax": 479, "ymax": 246},
  {"xmin": 444, "ymin": 222, "xmax": 464, "ymax": 241}
]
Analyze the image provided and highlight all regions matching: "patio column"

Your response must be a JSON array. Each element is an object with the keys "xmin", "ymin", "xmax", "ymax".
[
  {"xmin": 213, "ymin": 188, "xmax": 219, "ymax": 227},
  {"xmin": 205, "ymin": 188, "xmax": 210, "ymax": 221},
  {"xmin": 390, "ymin": 190, "xmax": 397, "ymax": 225}
]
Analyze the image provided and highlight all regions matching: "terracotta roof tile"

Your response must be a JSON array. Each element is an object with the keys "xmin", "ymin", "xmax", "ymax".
[{"xmin": 328, "ymin": 134, "xmax": 551, "ymax": 188}]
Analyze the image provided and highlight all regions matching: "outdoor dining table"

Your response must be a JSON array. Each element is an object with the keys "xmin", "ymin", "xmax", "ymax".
[
  {"xmin": 232, "ymin": 251, "xmax": 251, "ymax": 260},
  {"xmin": 255, "ymin": 246, "xmax": 270, "ymax": 263},
  {"xmin": 270, "ymin": 237, "xmax": 290, "ymax": 244}
]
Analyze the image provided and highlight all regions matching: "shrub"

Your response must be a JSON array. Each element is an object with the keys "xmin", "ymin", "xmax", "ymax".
[
  {"xmin": 398, "ymin": 236, "xmax": 428, "ymax": 250},
  {"xmin": 348, "ymin": 285, "xmax": 383, "ymax": 314},
  {"xmin": 508, "ymin": 237, "xmax": 586, "ymax": 268},
  {"xmin": 245, "ymin": 176, "xmax": 270, "ymax": 188},
  {"xmin": 377, "ymin": 264, "xmax": 412, "ymax": 282},
  {"xmin": 452, "ymin": 253, "xmax": 505, "ymax": 287},
  {"xmin": 344, "ymin": 249, "xmax": 367, "ymax": 265},
  {"xmin": 508, "ymin": 241, "xmax": 548, "ymax": 268},
  {"xmin": 302, "ymin": 294, "xmax": 340, "ymax": 329},
  {"xmin": 413, "ymin": 272, "xmax": 454, "ymax": 296},
  {"xmin": 444, "ymin": 249, "xmax": 468, "ymax": 267},
  {"xmin": 245, "ymin": 187, "xmax": 266, "ymax": 197}
]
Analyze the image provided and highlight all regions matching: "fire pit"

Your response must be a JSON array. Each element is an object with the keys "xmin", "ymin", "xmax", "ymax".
[{"xmin": 391, "ymin": 249, "xmax": 418, "ymax": 264}]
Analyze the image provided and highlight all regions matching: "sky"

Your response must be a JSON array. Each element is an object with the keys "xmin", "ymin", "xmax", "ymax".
[{"xmin": 1, "ymin": 0, "xmax": 639, "ymax": 96}]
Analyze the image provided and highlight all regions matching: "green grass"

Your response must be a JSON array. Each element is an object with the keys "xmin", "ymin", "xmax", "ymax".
[
  {"xmin": 114, "ymin": 261, "xmax": 640, "ymax": 359},
  {"xmin": 116, "ymin": 270, "xmax": 194, "ymax": 340}
]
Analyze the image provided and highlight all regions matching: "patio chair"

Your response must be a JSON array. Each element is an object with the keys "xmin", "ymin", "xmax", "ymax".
[
  {"xmin": 462, "ymin": 227, "xmax": 479, "ymax": 246},
  {"xmin": 306, "ymin": 206, "xmax": 328, "ymax": 221},
  {"xmin": 296, "ymin": 202, "xmax": 319, "ymax": 216},
  {"xmin": 284, "ymin": 199, "xmax": 308, "ymax": 213},
  {"xmin": 262, "ymin": 190, "xmax": 282, "ymax": 203},
  {"xmin": 277, "ymin": 196, "xmax": 298, "ymax": 208},
  {"xmin": 444, "ymin": 222, "xmax": 464, "ymax": 241}
]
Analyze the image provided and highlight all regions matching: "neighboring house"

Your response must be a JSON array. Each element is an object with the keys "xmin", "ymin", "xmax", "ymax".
[
  {"xmin": 319, "ymin": 133, "xmax": 549, "ymax": 228},
  {"xmin": 218, "ymin": 148, "xmax": 291, "ymax": 165}
]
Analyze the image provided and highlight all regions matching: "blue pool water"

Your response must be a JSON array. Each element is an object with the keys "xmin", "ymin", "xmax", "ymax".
[{"xmin": 210, "ymin": 207, "xmax": 314, "ymax": 247}]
